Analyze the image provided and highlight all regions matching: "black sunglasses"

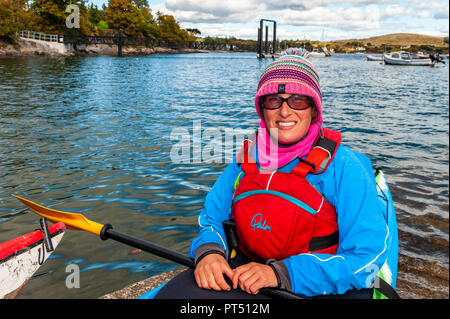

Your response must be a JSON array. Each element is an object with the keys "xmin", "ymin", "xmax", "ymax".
[{"xmin": 260, "ymin": 94, "xmax": 314, "ymax": 110}]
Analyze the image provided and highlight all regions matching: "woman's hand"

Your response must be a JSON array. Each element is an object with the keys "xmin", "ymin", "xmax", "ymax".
[
  {"xmin": 194, "ymin": 253, "xmax": 233, "ymax": 291},
  {"xmin": 231, "ymin": 262, "xmax": 278, "ymax": 294}
]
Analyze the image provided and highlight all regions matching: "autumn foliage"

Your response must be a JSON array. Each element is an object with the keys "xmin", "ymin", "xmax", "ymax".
[{"xmin": 0, "ymin": 0, "xmax": 197, "ymax": 40}]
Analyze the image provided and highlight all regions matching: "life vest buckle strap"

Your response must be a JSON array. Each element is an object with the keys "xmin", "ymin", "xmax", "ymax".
[
  {"xmin": 308, "ymin": 231, "xmax": 339, "ymax": 252},
  {"xmin": 223, "ymin": 219, "xmax": 239, "ymax": 259},
  {"xmin": 315, "ymin": 134, "xmax": 338, "ymax": 154},
  {"xmin": 236, "ymin": 139, "xmax": 258, "ymax": 174},
  {"xmin": 293, "ymin": 128, "xmax": 341, "ymax": 177},
  {"xmin": 313, "ymin": 146, "xmax": 332, "ymax": 174},
  {"xmin": 236, "ymin": 139, "xmax": 250, "ymax": 164},
  {"xmin": 298, "ymin": 158, "xmax": 316, "ymax": 172}
]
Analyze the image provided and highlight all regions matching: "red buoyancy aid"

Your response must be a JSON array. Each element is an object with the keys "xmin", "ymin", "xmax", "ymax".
[{"xmin": 231, "ymin": 128, "xmax": 341, "ymax": 262}]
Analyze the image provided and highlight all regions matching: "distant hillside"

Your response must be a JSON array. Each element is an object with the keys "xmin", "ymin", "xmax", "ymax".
[{"xmin": 332, "ymin": 33, "xmax": 448, "ymax": 47}]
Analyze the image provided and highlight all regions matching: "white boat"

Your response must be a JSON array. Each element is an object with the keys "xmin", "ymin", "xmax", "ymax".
[
  {"xmin": 366, "ymin": 54, "xmax": 383, "ymax": 61},
  {"xmin": 0, "ymin": 220, "xmax": 65, "ymax": 298},
  {"xmin": 322, "ymin": 47, "xmax": 332, "ymax": 57},
  {"xmin": 309, "ymin": 48, "xmax": 326, "ymax": 58},
  {"xmin": 383, "ymin": 51, "xmax": 434, "ymax": 66},
  {"xmin": 416, "ymin": 51, "xmax": 430, "ymax": 59}
]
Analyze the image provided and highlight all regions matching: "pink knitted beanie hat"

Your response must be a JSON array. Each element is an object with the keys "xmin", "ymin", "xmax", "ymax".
[{"xmin": 254, "ymin": 50, "xmax": 323, "ymax": 169}]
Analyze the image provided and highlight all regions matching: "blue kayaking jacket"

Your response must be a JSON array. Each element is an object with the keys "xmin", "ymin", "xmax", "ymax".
[{"xmin": 189, "ymin": 143, "xmax": 394, "ymax": 297}]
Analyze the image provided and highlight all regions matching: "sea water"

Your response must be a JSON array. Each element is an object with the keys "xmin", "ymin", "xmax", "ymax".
[{"xmin": 0, "ymin": 52, "xmax": 448, "ymax": 298}]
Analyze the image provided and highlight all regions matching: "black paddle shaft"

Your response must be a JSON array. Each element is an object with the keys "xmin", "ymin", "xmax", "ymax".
[
  {"xmin": 99, "ymin": 224, "xmax": 301, "ymax": 299},
  {"xmin": 100, "ymin": 224, "xmax": 195, "ymax": 268}
]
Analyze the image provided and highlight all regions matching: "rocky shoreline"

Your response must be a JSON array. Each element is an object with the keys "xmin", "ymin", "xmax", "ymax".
[
  {"xmin": 0, "ymin": 38, "xmax": 210, "ymax": 57},
  {"xmin": 100, "ymin": 266, "xmax": 187, "ymax": 299}
]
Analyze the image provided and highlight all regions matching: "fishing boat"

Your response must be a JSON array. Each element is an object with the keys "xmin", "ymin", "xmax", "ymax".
[
  {"xmin": 366, "ymin": 54, "xmax": 383, "ymax": 61},
  {"xmin": 0, "ymin": 220, "xmax": 65, "ymax": 298},
  {"xmin": 383, "ymin": 51, "xmax": 434, "ymax": 66}
]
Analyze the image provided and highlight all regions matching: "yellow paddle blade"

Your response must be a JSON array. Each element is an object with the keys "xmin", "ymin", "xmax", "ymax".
[{"xmin": 13, "ymin": 195, "xmax": 104, "ymax": 236}]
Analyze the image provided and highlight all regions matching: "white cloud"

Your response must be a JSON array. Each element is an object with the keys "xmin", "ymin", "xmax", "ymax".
[
  {"xmin": 417, "ymin": 10, "xmax": 432, "ymax": 18},
  {"xmin": 438, "ymin": 24, "xmax": 449, "ymax": 34},
  {"xmin": 166, "ymin": 0, "xmax": 256, "ymax": 17},
  {"xmin": 408, "ymin": 0, "xmax": 448, "ymax": 10},
  {"xmin": 265, "ymin": 0, "xmax": 391, "ymax": 10},
  {"xmin": 279, "ymin": 6, "xmax": 382, "ymax": 31},
  {"xmin": 434, "ymin": 7, "xmax": 449, "ymax": 19},
  {"xmin": 160, "ymin": 0, "xmax": 395, "ymax": 23},
  {"xmin": 151, "ymin": 0, "xmax": 449, "ymax": 40},
  {"xmin": 383, "ymin": 4, "xmax": 413, "ymax": 17},
  {"xmin": 163, "ymin": 0, "xmax": 264, "ymax": 23}
]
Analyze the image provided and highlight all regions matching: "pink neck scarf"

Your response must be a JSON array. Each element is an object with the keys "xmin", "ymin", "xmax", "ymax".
[{"xmin": 256, "ymin": 120, "xmax": 321, "ymax": 170}]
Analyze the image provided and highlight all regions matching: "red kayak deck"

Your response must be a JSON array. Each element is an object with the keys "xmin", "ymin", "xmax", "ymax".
[
  {"xmin": 0, "ymin": 222, "xmax": 66, "ymax": 298},
  {"xmin": 0, "ymin": 222, "xmax": 66, "ymax": 263}
]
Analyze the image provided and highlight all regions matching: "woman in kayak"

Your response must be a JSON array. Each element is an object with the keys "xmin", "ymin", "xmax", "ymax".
[{"xmin": 155, "ymin": 50, "xmax": 395, "ymax": 299}]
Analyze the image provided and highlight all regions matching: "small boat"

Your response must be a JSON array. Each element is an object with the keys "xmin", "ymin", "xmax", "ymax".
[
  {"xmin": 429, "ymin": 53, "xmax": 446, "ymax": 64},
  {"xmin": 322, "ymin": 47, "xmax": 332, "ymax": 57},
  {"xmin": 383, "ymin": 51, "xmax": 434, "ymax": 66},
  {"xmin": 0, "ymin": 220, "xmax": 65, "ymax": 298},
  {"xmin": 416, "ymin": 51, "xmax": 430, "ymax": 59},
  {"xmin": 366, "ymin": 54, "xmax": 383, "ymax": 61},
  {"xmin": 309, "ymin": 48, "xmax": 326, "ymax": 58},
  {"xmin": 257, "ymin": 53, "xmax": 281, "ymax": 59}
]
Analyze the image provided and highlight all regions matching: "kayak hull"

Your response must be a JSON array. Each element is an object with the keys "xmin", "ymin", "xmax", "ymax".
[{"xmin": 0, "ymin": 222, "xmax": 65, "ymax": 298}]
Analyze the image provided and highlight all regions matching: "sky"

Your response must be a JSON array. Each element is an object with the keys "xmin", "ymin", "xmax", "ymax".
[{"xmin": 89, "ymin": 0, "xmax": 449, "ymax": 41}]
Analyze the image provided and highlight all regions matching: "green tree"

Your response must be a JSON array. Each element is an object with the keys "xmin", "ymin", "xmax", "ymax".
[
  {"xmin": 105, "ymin": 0, "xmax": 145, "ymax": 36},
  {"xmin": 0, "ymin": 0, "xmax": 24, "ymax": 38},
  {"xmin": 105, "ymin": 0, "xmax": 163, "ymax": 37},
  {"xmin": 132, "ymin": 0, "xmax": 148, "ymax": 8},
  {"xmin": 419, "ymin": 44, "xmax": 433, "ymax": 51},
  {"xmin": 186, "ymin": 28, "xmax": 200, "ymax": 36},
  {"xmin": 86, "ymin": 2, "xmax": 109, "ymax": 33},
  {"xmin": 31, "ymin": 0, "xmax": 93, "ymax": 34},
  {"xmin": 87, "ymin": 2, "xmax": 105, "ymax": 25},
  {"xmin": 136, "ymin": 2, "xmax": 159, "ymax": 38},
  {"xmin": 0, "ymin": 0, "xmax": 38, "ymax": 38},
  {"xmin": 156, "ymin": 11, "xmax": 189, "ymax": 40}
]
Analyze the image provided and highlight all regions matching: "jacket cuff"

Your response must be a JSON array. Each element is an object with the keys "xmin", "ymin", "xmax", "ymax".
[
  {"xmin": 269, "ymin": 260, "xmax": 292, "ymax": 291},
  {"xmin": 194, "ymin": 243, "xmax": 226, "ymax": 265}
]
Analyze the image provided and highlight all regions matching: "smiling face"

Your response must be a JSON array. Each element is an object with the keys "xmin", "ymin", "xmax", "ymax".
[{"xmin": 262, "ymin": 94, "xmax": 317, "ymax": 145}]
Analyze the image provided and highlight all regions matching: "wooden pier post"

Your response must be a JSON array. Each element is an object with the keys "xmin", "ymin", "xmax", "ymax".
[
  {"xmin": 265, "ymin": 25, "xmax": 269, "ymax": 54},
  {"xmin": 257, "ymin": 19, "xmax": 263, "ymax": 58},
  {"xmin": 272, "ymin": 21, "xmax": 277, "ymax": 54}
]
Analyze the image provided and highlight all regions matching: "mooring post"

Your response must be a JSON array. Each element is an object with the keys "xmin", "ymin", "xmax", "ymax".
[
  {"xmin": 272, "ymin": 21, "xmax": 277, "ymax": 54},
  {"xmin": 258, "ymin": 19, "xmax": 263, "ymax": 58},
  {"xmin": 265, "ymin": 25, "xmax": 269, "ymax": 54},
  {"xmin": 257, "ymin": 19, "xmax": 277, "ymax": 58},
  {"xmin": 257, "ymin": 28, "xmax": 261, "ymax": 57}
]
